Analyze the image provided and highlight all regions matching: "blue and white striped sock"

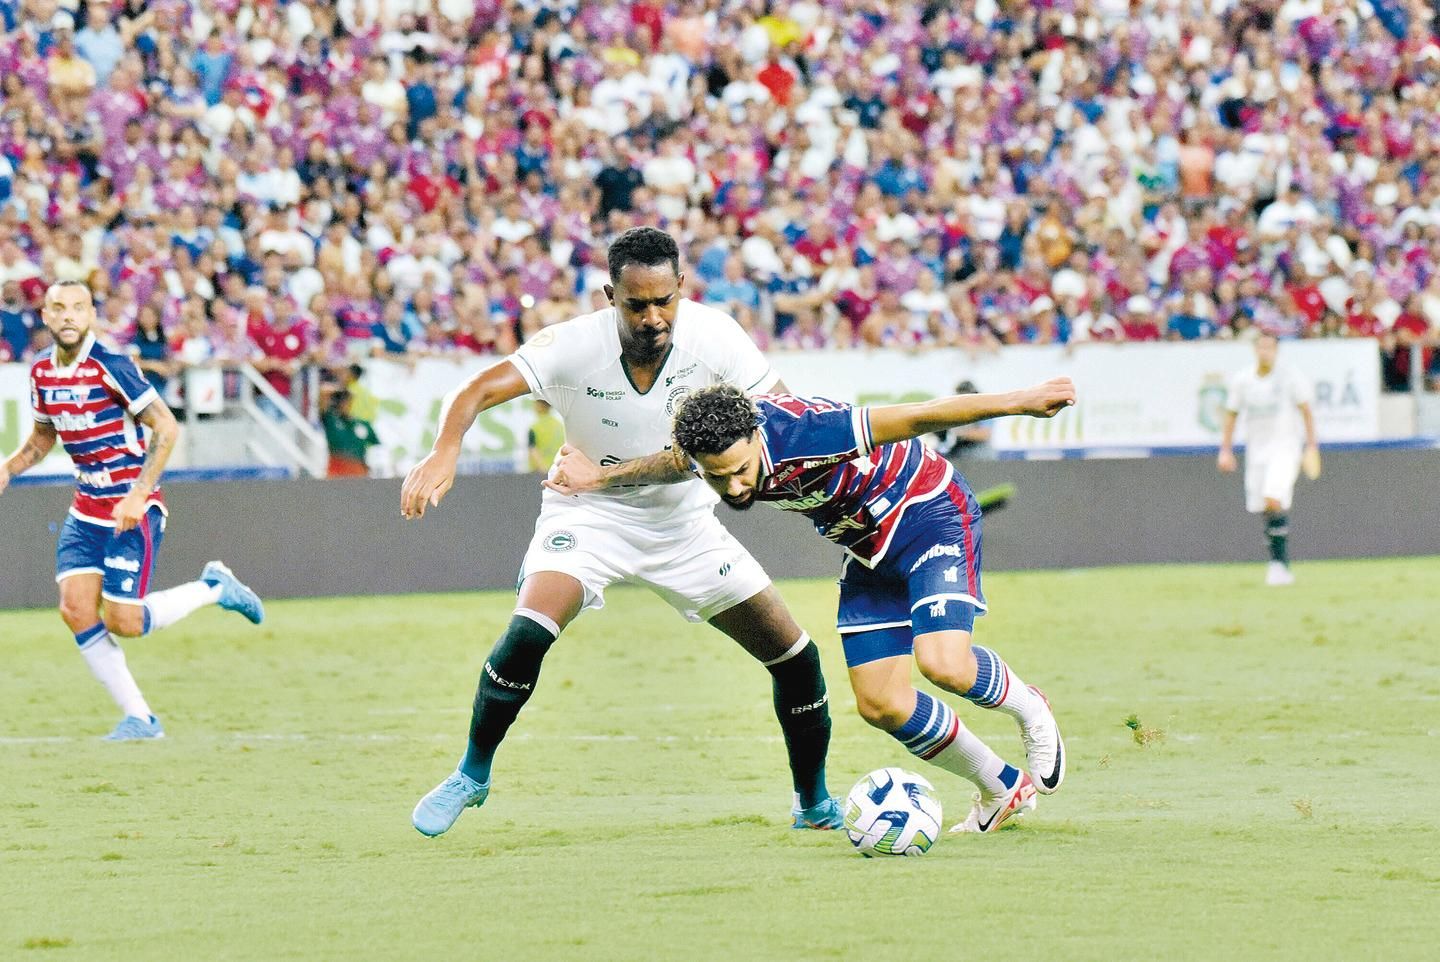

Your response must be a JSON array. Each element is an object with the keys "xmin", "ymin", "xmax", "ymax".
[
  {"xmin": 964, "ymin": 645, "xmax": 1044, "ymax": 725},
  {"xmin": 892, "ymin": 691, "xmax": 1016, "ymax": 795}
]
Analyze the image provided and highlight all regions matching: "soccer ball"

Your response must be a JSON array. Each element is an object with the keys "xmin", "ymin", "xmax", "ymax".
[{"xmin": 843, "ymin": 767, "xmax": 943, "ymax": 857}]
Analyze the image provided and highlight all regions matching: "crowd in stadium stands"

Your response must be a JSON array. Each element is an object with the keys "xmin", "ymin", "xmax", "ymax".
[{"xmin": 2, "ymin": 0, "xmax": 1440, "ymax": 405}]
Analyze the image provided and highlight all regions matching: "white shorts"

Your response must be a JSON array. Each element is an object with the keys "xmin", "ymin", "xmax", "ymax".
[
  {"xmin": 1244, "ymin": 449, "xmax": 1301, "ymax": 513},
  {"xmin": 519, "ymin": 506, "xmax": 771, "ymax": 623}
]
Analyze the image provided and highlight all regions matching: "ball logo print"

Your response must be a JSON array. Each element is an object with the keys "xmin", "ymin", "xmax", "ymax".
[
  {"xmin": 544, "ymin": 531, "xmax": 577, "ymax": 552},
  {"xmin": 843, "ymin": 767, "xmax": 943, "ymax": 857}
]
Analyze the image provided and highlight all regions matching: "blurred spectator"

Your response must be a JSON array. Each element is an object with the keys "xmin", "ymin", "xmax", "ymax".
[
  {"xmin": 130, "ymin": 303, "xmax": 175, "ymax": 400},
  {"xmin": 528, "ymin": 399, "xmax": 565, "ymax": 473},
  {"xmin": 0, "ymin": 0, "xmax": 1433, "ymax": 404},
  {"xmin": 322, "ymin": 389, "xmax": 379, "ymax": 477}
]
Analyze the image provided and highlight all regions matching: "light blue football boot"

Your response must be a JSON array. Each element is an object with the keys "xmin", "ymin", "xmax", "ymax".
[
  {"xmin": 201, "ymin": 561, "xmax": 265, "ymax": 625},
  {"xmin": 791, "ymin": 795, "xmax": 844, "ymax": 830},
  {"xmin": 103, "ymin": 715, "xmax": 165, "ymax": 741},
  {"xmin": 412, "ymin": 770, "xmax": 490, "ymax": 837}
]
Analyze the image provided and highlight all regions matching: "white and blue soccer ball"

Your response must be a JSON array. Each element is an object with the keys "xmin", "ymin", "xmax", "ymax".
[{"xmin": 843, "ymin": 767, "xmax": 943, "ymax": 857}]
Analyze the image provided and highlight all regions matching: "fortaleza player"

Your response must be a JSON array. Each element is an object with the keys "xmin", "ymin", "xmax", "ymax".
[
  {"xmin": 1217, "ymin": 332, "xmax": 1320, "ymax": 586},
  {"xmin": 401, "ymin": 227, "xmax": 839, "ymax": 836},
  {"xmin": 665, "ymin": 380, "xmax": 1076, "ymax": 834},
  {"xmin": 0, "ymin": 282, "xmax": 263, "ymax": 741}
]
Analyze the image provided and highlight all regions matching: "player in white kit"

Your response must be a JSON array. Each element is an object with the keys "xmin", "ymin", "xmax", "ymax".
[
  {"xmin": 1217, "ymin": 333, "xmax": 1319, "ymax": 586},
  {"xmin": 402, "ymin": 228, "xmax": 839, "ymax": 836}
]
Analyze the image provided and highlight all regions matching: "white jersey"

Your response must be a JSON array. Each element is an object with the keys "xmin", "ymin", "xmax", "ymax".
[
  {"xmin": 1225, "ymin": 362, "xmax": 1312, "ymax": 455},
  {"xmin": 510, "ymin": 299, "xmax": 778, "ymax": 527}
]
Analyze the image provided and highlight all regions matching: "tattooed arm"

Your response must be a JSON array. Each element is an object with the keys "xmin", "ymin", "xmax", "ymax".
[
  {"xmin": 0, "ymin": 422, "xmax": 59, "ymax": 495},
  {"xmin": 111, "ymin": 399, "xmax": 181, "ymax": 533}
]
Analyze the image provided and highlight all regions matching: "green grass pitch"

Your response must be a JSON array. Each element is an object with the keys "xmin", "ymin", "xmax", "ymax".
[{"xmin": 2, "ymin": 559, "xmax": 1438, "ymax": 960}]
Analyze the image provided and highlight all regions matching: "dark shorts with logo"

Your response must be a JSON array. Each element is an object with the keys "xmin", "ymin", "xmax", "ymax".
[
  {"xmin": 55, "ymin": 506, "xmax": 166, "ymax": 605},
  {"xmin": 835, "ymin": 481, "xmax": 986, "ymax": 667}
]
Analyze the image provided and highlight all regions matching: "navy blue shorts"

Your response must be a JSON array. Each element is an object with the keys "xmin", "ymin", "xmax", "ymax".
[
  {"xmin": 836, "ymin": 481, "xmax": 985, "ymax": 668},
  {"xmin": 55, "ymin": 507, "xmax": 166, "ymax": 605}
]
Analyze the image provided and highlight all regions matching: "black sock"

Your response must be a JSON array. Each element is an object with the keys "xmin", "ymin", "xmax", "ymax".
[
  {"xmin": 460, "ymin": 614, "xmax": 557, "ymax": 784},
  {"xmin": 1265, "ymin": 512, "xmax": 1289, "ymax": 565},
  {"xmin": 767, "ymin": 638, "xmax": 832, "ymax": 809}
]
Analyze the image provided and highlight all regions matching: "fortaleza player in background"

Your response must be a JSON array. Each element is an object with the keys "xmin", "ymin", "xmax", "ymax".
[
  {"xmin": 0, "ymin": 282, "xmax": 263, "ymax": 741},
  {"xmin": 1217, "ymin": 332, "xmax": 1320, "ymax": 586},
  {"xmin": 664, "ymin": 380, "xmax": 1075, "ymax": 834},
  {"xmin": 401, "ymin": 227, "xmax": 839, "ymax": 837}
]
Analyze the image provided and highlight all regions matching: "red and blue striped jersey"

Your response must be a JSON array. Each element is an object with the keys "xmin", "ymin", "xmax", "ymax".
[
  {"xmin": 751, "ymin": 394, "xmax": 954, "ymax": 566},
  {"xmin": 29, "ymin": 334, "xmax": 164, "ymax": 525}
]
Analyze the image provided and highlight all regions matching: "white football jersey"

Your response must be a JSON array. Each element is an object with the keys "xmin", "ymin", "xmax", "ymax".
[
  {"xmin": 510, "ymin": 299, "xmax": 779, "ymax": 526},
  {"xmin": 1225, "ymin": 362, "xmax": 1313, "ymax": 454}
]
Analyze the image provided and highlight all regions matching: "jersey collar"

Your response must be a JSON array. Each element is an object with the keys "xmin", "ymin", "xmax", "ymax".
[{"xmin": 51, "ymin": 332, "xmax": 96, "ymax": 376}]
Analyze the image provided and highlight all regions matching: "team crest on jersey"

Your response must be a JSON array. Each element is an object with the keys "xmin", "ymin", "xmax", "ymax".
[
  {"xmin": 544, "ymin": 530, "xmax": 577, "ymax": 552},
  {"xmin": 665, "ymin": 385, "xmax": 692, "ymax": 416},
  {"xmin": 528, "ymin": 328, "xmax": 557, "ymax": 348}
]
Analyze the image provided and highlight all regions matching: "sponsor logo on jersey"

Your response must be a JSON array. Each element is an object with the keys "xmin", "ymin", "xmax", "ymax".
[
  {"xmin": 77, "ymin": 467, "xmax": 117, "ymax": 488},
  {"xmin": 664, "ymin": 385, "xmax": 692, "ymax": 416},
  {"xmin": 718, "ymin": 562, "xmax": 732, "ymax": 577},
  {"xmin": 774, "ymin": 490, "xmax": 833, "ymax": 511},
  {"xmin": 664, "ymin": 364, "xmax": 697, "ymax": 388},
  {"xmin": 585, "ymin": 387, "xmax": 626, "ymax": 400},
  {"xmin": 909, "ymin": 543, "xmax": 965, "ymax": 573},
  {"xmin": 601, "ymin": 418, "xmax": 619, "ymax": 427},
  {"xmin": 544, "ymin": 530, "xmax": 577, "ymax": 552},
  {"xmin": 104, "ymin": 555, "xmax": 141, "ymax": 572},
  {"xmin": 44, "ymin": 388, "xmax": 89, "ymax": 404},
  {"xmin": 51, "ymin": 411, "xmax": 102, "ymax": 432}
]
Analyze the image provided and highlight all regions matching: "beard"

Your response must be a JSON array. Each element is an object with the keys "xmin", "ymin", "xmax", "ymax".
[{"xmin": 721, "ymin": 493, "xmax": 754, "ymax": 511}]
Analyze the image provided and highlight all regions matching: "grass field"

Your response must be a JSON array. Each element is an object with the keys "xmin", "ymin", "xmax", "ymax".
[{"xmin": 2, "ymin": 558, "xmax": 1438, "ymax": 961}]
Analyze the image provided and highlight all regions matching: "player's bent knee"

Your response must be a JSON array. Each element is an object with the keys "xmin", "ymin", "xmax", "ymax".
[
  {"xmin": 853, "ymin": 692, "xmax": 911, "ymax": 731},
  {"xmin": 58, "ymin": 598, "xmax": 99, "ymax": 632},
  {"xmin": 103, "ymin": 606, "xmax": 146, "ymax": 639},
  {"xmin": 915, "ymin": 644, "xmax": 976, "ymax": 692}
]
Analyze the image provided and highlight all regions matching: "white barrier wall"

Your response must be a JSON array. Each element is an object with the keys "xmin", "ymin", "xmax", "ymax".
[
  {"xmin": 357, "ymin": 339, "xmax": 1382, "ymax": 471},
  {"xmin": 0, "ymin": 339, "xmax": 1383, "ymax": 475}
]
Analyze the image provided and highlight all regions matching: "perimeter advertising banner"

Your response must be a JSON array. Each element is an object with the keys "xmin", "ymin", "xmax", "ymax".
[
  {"xmin": 0, "ymin": 340, "xmax": 1382, "ymax": 476},
  {"xmin": 355, "ymin": 339, "xmax": 1380, "ymax": 469}
]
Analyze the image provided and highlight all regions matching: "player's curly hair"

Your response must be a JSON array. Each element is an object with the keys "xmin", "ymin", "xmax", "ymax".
[
  {"xmin": 607, "ymin": 227, "xmax": 680, "ymax": 282},
  {"xmin": 672, "ymin": 384, "xmax": 759, "ymax": 456}
]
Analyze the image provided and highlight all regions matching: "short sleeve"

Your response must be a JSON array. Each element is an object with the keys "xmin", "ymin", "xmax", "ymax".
[
  {"xmin": 98, "ymin": 353, "xmax": 158, "ymax": 415},
  {"xmin": 29, "ymin": 371, "xmax": 50, "ymax": 424},
  {"xmin": 709, "ymin": 311, "xmax": 778, "ymax": 393},
  {"xmin": 1288, "ymin": 369, "xmax": 1314, "ymax": 406},
  {"xmin": 509, "ymin": 323, "xmax": 579, "ymax": 409},
  {"xmin": 760, "ymin": 396, "xmax": 871, "ymax": 467},
  {"xmin": 1223, "ymin": 372, "xmax": 1244, "ymax": 414}
]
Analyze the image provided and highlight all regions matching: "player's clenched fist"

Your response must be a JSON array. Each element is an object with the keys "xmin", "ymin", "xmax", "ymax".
[
  {"xmin": 1217, "ymin": 449, "xmax": 1238, "ymax": 473},
  {"xmin": 401, "ymin": 448, "xmax": 457, "ymax": 519},
  {"xmin": 542, "ymin": 444, "xmax": 602, "ymax": 496},
  {"xmin": 1017, "ymin": 377, "xmax": 1076, "ymax": 418}
]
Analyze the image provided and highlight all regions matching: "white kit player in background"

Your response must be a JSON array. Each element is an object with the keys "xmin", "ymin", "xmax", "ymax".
[
  {"xmin": 400, "ymin": 228, "xmax": 841, "ymax": 837},
  {"xmin": 1217, "ymin": 332, "xmax": 1320, "ymax": 586}
]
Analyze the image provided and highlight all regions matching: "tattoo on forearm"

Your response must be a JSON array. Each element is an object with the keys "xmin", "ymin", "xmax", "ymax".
[
  {"xmin": 7, "ymin": 433, "xmax": 53, "ymax": 474},
  {"xmin": 604, "ymin": 450, "xmax": 691, "ymax": 488},
  {"xmin": 134, "ymin": 429, "xmax": 175, "ymax": 494}
]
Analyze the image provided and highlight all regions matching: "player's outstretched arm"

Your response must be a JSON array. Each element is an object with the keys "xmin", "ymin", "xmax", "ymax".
[
  {"xmin": 543, "ymin": 445, "xmax": 690, "ymax": 496},
  {"xmin": 866, "ymin": 377, "xmax": 1076, "ymax": 446},
  {"xmin": 0, "ymin": 422, "xmax": 59, "ymax": 495},
  {"xmin": 401, "ymin": 360, "xmax": 531, "ymax": 519},
  {"xmin": 113, "ymin": 399, "xmax": 181, "ymax": 533},
  {"xmin": 1217, "ymin": 410, "xmax": 1238, "ymax": 472}
]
